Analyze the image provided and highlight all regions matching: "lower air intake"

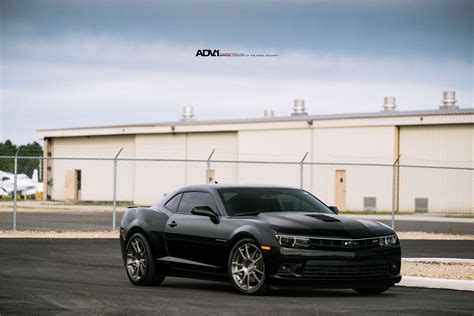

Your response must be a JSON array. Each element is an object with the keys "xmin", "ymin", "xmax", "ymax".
[{"xmin": 302, "ymin": 259, "xmax": 391, "ymax": 279}]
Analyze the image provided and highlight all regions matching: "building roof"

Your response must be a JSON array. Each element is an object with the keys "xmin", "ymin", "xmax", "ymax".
[{"xmin": 37, "ymin": 107, "xmax": 474, "ymax": 138}]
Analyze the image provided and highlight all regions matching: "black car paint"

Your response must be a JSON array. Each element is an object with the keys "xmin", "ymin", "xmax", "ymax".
[{"xmin": 120, "ymin": 185, "xmax": 401, "ymax": 288}]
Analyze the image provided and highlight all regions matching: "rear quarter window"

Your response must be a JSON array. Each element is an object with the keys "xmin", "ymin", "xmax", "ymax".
[{"xmin": 165, "ymin": 193, "xmax": 182, "ymax": 212}]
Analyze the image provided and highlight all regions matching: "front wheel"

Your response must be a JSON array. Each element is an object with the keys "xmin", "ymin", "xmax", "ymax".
[
  {"xmin": 125, "ymin": 232, "xmax": 165, "ymax": 286},
  {"xmin": 228, "ymin": 238, "xmax": 267, "ymax": 295},
  {"xmin": 353, "ymin": 287, "xmax": 390, "ymax": 295}
]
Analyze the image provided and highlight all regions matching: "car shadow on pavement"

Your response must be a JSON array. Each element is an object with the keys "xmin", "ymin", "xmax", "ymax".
[{"xmin": 159, "ymin": 278, "xmax": 392, "ymax": 298}]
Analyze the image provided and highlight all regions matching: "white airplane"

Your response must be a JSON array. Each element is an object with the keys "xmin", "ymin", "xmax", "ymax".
[
  {"xmin": 0, "ymin": 187, "xmax": 8, "ymax": 197},
  {"xmin": 0, "ymin": 169, "xmax": 44, "ymax": 196}
]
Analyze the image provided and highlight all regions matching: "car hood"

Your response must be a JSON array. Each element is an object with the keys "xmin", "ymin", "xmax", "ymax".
[{"xmin": 247, "ymin": 212, "xmax": 394, "ymax": 238}]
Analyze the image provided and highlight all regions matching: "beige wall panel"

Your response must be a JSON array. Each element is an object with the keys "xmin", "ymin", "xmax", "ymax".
[
  {"xmin": 311, "ymin": 127, "xmax": 395, "ymax": 211},
  {"xmin": 238, "ymin": 129, "xmax": 311, "ymax": 187},
  {"xmin": 52, "ymin": 136, "xmax": 135, "ymax": 158},
  {"xmin": 135, "ymin": 133, "xmax": 186, "ymax": 159},
  {"xmin": 51, "ymin": 136, "xmax": 135, "ymax": 201},
  {"xmin": 185, "ymin": 132, "xmax": 238, "ymax": 185},
  {"xmin": 312, "ymin": 165, "xmax": 393, "ymax": 211},
  {"xmin": 134, "ymin": 134, "xmax": 187, "ymax": 204},
  {"xmin": 312, "ymin": 126, "xmax": 395, "ymax": 164},
  {"xmin": 133, "ymin": 132, "xmax": 238, "ymax": 204},
  {"xmin": 399, "ymin": 125, "xmax": 473, "ymax": 213},
  {"xmin": 134, "ymin": 160, "xmax": 188, "ymax": 204},
  {"xmin": 311, "ymin": 166, "xmax": 335, "ymax": 205}
]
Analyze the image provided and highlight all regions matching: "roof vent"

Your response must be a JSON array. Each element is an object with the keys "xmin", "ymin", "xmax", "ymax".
[
  {"xmin": 181, "ymin": 106, "xmax": 194, "ymax": 121},
  {"xmin": 440, "ymin": 91, "xmax": 459, "ymax": 110},
  {"xmin": 306, "ymin": 214, "xmax": 340, "ymax": 222},
  {"xmin": 292, "ymin": 99, "xmax": 307, "ymax": 116},
  {"xmin": 382, "ymin": 97, "xmax": 397, "ymax": 111},
  {"xmin": 263, "ymin": 108, "xmax": 274, "ymax": 118}
]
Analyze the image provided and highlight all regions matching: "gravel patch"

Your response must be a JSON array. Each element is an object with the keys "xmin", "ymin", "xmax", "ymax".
[
  {"xmin": 402, "ymin": 260, "xmax": 474, "ymax": 280},
  {"xmin": 397, "ymin": 232, "xmax": 474, "ymax": 240}
]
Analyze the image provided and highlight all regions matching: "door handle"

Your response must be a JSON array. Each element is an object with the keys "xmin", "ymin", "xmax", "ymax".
[{"xmin": 168, "ymin": 221, "xmax": 177, "ymax": 228}]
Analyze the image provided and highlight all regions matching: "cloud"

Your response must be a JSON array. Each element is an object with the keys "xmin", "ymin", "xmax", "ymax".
[
  {"xmin": 1, "ymin": 35, "xmax": 472, "ymax": 144},
  {"xmin": 4, "ymin": 36, "xmax": 472, "ymax": 84}
]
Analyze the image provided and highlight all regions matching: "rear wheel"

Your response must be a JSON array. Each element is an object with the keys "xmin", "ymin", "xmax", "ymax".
[
  {"xmin": 353, "ymin": 287, "xmax": 390, "ymax": 295},
  {"xmin": 228, "ymin": 238, "xmax": 267, "ymax": 295},
  {"xmin": 125, "ymin": 232, "xmax": 165, "ymax": 286}
]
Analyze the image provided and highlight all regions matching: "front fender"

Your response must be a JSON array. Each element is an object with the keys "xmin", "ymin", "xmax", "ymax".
[{"xmin": 228, "ymin": 223, "xmax": 281, "ymax": 265}]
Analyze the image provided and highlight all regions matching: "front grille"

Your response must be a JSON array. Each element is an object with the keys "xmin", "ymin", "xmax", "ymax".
[
  {"xmin": 302, "ymin": 259, "xmax": 391, "ymax": 279},
  {"xmin": 309, "ymin": 237, "xmax": 380, "ymax": 249}
]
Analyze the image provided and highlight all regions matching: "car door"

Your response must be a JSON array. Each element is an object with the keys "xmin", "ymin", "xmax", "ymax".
[{"xmin": 164, "ymin": 191, "xmax": 226, "ymax": 273}]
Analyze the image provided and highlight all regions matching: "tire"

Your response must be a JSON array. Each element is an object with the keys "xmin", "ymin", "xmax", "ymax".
[
  {"xmin": 228, "ymin": 238, "xmax": 267, "ymax": 295},
  {"xmin": 125, "ymin": 232, "xmax": 165, "ymax": 286},
  {"xmin": 353, "ymin": 287, "xmax": 390, "ymax": 295}
]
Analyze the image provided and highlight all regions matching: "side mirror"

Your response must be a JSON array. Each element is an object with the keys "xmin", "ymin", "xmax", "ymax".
[
  {"xmin": 329, "ymin": 206, "xmax": 339, "ymax": 215},
  {"xmin": 191, "ymin": 206, "xmax": 220, "ymax": 224}
]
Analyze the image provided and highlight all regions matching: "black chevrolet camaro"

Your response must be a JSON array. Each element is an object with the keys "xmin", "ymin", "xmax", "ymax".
[{"xmin": 120, "ymin": 185, "xmax": 401, "ymax": 295}]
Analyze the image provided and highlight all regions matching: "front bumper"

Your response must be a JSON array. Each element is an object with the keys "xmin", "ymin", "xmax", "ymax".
[
  {"xmin": 266, "ymin": 246, "xmax": 402, "ymax": 288},
  {"xmin": 268, "ymin": 275, "xmax": 402, "ymax": 289}
]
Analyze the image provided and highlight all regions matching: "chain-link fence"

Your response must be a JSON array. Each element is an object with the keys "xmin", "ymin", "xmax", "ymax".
[{"xmin": 0, "ymin": 155, "xmax": 472, "ymax": 234}]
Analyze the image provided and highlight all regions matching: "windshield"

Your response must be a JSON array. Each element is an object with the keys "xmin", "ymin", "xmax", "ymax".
[{"xmin": 217, "ymin": 188, "xmax": 333, "ymax": 216}]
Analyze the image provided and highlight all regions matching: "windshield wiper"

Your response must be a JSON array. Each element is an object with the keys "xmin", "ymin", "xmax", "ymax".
[{"xmin": 232, "ymin": 211, "xmax": 262, "ymax": 216}]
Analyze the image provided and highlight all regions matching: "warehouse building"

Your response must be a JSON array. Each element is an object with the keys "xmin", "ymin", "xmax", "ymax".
[{"xmin": 37, "ymin": 91, "xmax": 473, "ymax": 213}]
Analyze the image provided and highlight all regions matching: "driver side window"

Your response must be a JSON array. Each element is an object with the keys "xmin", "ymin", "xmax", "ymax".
[{"xmin": 178, "ymin": 191, "xmax": 217, "ymax": 215}]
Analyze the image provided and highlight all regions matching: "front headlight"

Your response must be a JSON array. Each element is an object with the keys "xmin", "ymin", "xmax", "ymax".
[
  {"xmin": 378, "ymin": 234, "xmax": 399, "ymax": 247},
  {"xmin": 275, "ymin": 235, "xmax": 311, "ymax": 249}
]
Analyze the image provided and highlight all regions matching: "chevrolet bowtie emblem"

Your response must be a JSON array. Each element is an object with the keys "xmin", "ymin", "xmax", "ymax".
[{"xmin": 343, "ymin": 240, "xmax": 358, "ymax": 247}]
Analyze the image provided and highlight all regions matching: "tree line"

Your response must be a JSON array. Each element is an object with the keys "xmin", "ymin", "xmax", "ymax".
[{"xmin": 0, "ymin": 140, "xmax": 43, "ymax": 177}]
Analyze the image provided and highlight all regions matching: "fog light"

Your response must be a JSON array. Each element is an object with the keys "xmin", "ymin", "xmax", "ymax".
[
  {"xmin": 279, "ymin": 264, "xmax": 292, "ymax": 273},
  {"xmin": 277, "ymin": 263, "xmax": 302, "ymax": 275}
]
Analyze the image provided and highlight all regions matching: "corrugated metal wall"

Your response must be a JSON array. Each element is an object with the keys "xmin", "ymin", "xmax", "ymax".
[
  {"xmin": 51, "ymin": 135, "xmax": 135, "ymax": 201},
  {"xmin": 47, "ymin": 121, "xmax": 473, "ymax": 213},
  {"xmin": 399, "ymin": 124, "xmax": 473, "ymax": 213}
]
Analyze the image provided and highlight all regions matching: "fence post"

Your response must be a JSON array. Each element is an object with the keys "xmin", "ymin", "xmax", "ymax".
[
  {"xmin": 300, "ymin": 152, "xmax": 308, "ymax": 189},
  {"xmin": 391, "ymin": 155, "xmax": 401, "ymax": 229},
  {"xmin": 13, "ymin": 147, "xmax": 21, "ymax": 231},
  {"xmin": 112, "ymin": 148, "xmax": 123, "ymax": 230},
  {"xmin": 39, "ymin": 157, "xmax": 42, "ymax": 182},
  {"xmin": 206, "ymin": 149, "xmax": 215, "ymax": 183}
]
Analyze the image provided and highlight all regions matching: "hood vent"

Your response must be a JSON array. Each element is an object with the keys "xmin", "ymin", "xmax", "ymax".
[{"xmin": 306, "ymin": 214, "xmax": 340, "ymax": 222}]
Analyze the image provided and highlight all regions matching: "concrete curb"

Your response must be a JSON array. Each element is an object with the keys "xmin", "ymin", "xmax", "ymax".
[{"xmin": 398, "ymin": 276, "xmax": 473, "ymax": 291}]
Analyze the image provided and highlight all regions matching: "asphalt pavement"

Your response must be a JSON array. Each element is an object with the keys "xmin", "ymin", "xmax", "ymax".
[
  {"xmin": 400, "ymin": 240, "xmax": 474, "ymax": 259},
  {"xmin": 0, "ymin": 239, "xmax": 473, "ymax": 315}
]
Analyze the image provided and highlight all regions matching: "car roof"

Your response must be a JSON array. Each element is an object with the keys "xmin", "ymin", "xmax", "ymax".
[{"xmin": 178, "ymin": 184, "xmax": 300, "ymax": 192}]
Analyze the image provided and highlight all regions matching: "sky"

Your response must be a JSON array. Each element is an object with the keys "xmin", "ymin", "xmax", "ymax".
[{"xmin": 0, "ymin": 0, "xmax": 473, "ymax": 144}]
